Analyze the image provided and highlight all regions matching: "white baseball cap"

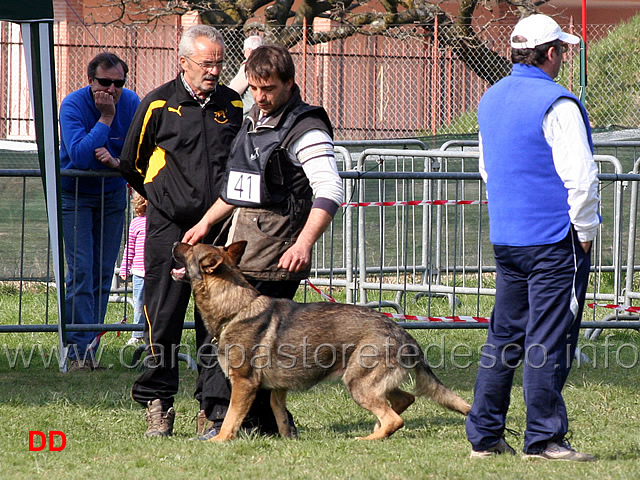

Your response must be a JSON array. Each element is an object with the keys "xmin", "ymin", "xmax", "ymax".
[{"xmin": 510, "ymin": 14, "xmax": 580, "ymax": 49}]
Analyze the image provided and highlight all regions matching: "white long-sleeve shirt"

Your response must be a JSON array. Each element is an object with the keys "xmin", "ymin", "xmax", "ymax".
[
  {"xmin": 289, "ymin": 129, "xmax": 344, "ymax": 209},
  {"xmin": 480, "ymin": 97, "xmax": 600, "ymax": 242}
]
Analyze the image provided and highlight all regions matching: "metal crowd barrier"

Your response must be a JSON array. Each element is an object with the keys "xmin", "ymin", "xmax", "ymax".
[
  {"xmin": 310, "ymin": 146, "xmax": 640, "ymax": 336},
  {"xmin": 2, "ymin": 144, "xmax": 640, "ymax": 354}
]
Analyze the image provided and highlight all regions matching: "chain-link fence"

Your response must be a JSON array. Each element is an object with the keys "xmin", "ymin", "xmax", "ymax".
[{"xmin": 1, "ymin": 18, "xmax": 639, "ymax": 142}]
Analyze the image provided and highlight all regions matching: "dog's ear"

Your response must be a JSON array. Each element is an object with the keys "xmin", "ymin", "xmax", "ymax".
[
  {"xmin": 225, "ymin": 241, "xmax": 248, "ymax": 266},
  {"xmin": 200, "ymin": 251, "xmax": 225, "ymax": 274}
]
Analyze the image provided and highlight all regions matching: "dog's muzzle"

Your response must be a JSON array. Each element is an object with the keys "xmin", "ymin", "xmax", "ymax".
[
  {"xmin": 170, "ymin": 267, "xmax": 187, "ymax": 282},
  {"xmin": 171, "ymin": 241, "xmax": 191, "ymax": 282}
]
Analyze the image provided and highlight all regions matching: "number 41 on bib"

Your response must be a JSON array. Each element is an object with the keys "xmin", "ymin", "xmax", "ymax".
[{"xmin": 227, "ymin": 170, "xmax": 261, "ymax": 204}]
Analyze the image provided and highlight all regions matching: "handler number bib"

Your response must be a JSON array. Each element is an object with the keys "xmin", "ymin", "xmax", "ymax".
[{"xmin": 227, "ymin": 170, "xmax": 261, "ymax": 204}]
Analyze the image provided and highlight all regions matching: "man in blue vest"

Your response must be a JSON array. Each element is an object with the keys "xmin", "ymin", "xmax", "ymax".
[{"xmin": 465, "ymin": 14, "xmax": 600, "ymax": 461}]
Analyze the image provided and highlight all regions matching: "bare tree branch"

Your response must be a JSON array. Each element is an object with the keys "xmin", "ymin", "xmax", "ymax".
[{"xmin": 86, "ymin": 0, "xmax": 560, "ymax": 85}]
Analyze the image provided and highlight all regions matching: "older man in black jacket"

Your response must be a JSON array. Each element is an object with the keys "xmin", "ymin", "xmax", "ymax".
[{"xmin": 119, "ymin": 24, "xmax": 242, "ymax": 437}]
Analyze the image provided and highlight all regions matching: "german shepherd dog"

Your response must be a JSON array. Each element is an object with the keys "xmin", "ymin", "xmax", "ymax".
[{"xmin": 172, "ymin": 241, "xmax": 471, "ymax": 442}]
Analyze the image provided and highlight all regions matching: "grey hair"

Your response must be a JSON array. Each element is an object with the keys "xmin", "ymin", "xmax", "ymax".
[
  {"xmin": 178, "ymin": 25, "xmax": 225, "ymax": 57},
  {"xmin": 244, "ymin": 35, "xmax": 264, "ymax": 51}
]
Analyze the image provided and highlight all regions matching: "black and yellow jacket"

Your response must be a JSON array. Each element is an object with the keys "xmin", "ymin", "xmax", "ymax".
[{"xmin": 120, "ymin": 74, "xmax": 242, "ymax": 228}]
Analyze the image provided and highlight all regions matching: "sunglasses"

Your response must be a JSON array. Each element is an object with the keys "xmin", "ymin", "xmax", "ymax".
[{"xmin": 94, "ymin": 77, "xmax": 126, "ymax": 88}]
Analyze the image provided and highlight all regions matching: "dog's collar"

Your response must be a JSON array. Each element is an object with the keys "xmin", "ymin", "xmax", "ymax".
[{"xmin": 211, "ymin": 320, "xmax": 230, "ymax": 344}]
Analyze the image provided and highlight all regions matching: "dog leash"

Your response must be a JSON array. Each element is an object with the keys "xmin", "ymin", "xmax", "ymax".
[{"xmin": 304, "ymin": 279, "xmax": 337, "ymax": 302}]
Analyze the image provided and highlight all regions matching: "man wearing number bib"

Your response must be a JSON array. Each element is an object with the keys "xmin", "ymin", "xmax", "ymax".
[{"xmin": 183, "ymin": 44, "xmax": 343, "ymax": 439}]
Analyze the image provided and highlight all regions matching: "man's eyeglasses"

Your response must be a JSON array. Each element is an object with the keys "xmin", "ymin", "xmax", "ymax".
[
  {"xmin": 94, "ymin": 77, "xmax": 126, "ymax": 88},
  {"xmin": 184, "ymin": 56, "xmax": 224, "ymax": 72}
]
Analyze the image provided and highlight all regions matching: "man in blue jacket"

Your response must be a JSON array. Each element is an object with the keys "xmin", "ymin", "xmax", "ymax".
[
  {"xmin": 59, "ymin": 52, "xmax": 140, "ymax": 371},
  {"xmin": 466, "ymin": 14, "xmax": 599, "ymax": 461}
]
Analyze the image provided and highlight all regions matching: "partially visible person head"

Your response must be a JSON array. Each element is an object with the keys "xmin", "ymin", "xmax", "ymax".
[
  {"xmin": 132, "ymin": 192, "xmax": 147, "ymax": 217},
  {"xmin": 510, "ymin": 14, "xmax": 579, "ymax": 77},
  {"xmin": 245, "ymin": 44, "xmax": 295, "ymax": 84},
  {"xmin": 87, "ymin": 52, "xmax": 128, "ymax": 105},
  {"xmin": 245, "ymin": 45, "xmax": 296, "ymax": 116},
  {"xmin": 243, "ymin": 35, "xmax": 264, "ymax": 59},
  {"xmin": 178, "ymin": 25, "xmax": 226, "ymax": 97}
]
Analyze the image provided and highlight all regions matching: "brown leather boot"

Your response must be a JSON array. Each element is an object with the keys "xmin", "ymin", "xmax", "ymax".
[{"xmin": 144, "ymin": 399, "xmax": 175, "ymax": 437}]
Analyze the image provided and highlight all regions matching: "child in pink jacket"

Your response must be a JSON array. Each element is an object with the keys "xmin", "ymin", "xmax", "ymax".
[{"xmin": 119, "ymin": 192, "xmax": 147, "ymax": 345}]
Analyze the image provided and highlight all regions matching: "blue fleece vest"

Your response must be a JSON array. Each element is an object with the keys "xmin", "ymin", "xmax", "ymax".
[{"xmin": 478, "ymin": 63, "xmax": 593, "ymax": 246}]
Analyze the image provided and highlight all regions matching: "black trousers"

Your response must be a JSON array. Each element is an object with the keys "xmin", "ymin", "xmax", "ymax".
[
  {"xmin": 197, "ymin": 278, "xmax": 301, "ymax": 434},
  {"xmin": 130, "ymin": 203, "xmax": 220, "ymax": 410}
]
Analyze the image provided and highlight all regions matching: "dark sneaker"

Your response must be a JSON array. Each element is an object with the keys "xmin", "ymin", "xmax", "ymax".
[
  {"xmin": 68, "ymin": 359, "xmax": 92, "ymax": 372},
  {"xmin": 523, "ymin": 440, "xmax": 595, "ymax": 462},
  {"xmin": 470, "ymin": 437, "xmax": 517, "ymax": 458},
  {"xmin": 263, "ymin": 413, "xmax": 298, "ymax": 439},
  {"xmin": 68, "ymin": 357, "xmax": 106, "ymax": 371},
  {"xmin": 254, "ymin": 410, "xmax": 298, "ymax": 438},
  {"xmin": 195, "ymin": 410, "xmax": 213, "ymax": 436},
  {"xmin": 195, "ymin": 424, "xmax": 221, "ymax": 441},
  {"xmin": 86, "ymin": 357, "xmax": 107, "ymax": 370},
  {"xmin": 144, "ymin": 399, "xmax": 175, "ymax": 437}
]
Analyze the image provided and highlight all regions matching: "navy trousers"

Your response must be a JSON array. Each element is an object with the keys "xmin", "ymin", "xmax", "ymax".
[
  {"xmin": 62, "ymin": 188, "xmax": 126, "ymax": 359},
  {"xmin": 465, "ymin": 229, "xmax": 591, "ymax": 453}
]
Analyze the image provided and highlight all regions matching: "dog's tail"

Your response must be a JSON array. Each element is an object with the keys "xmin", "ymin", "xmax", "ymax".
[{"xmin": 414, "ymin": 359, "xmax": 471, "ymax": 415}]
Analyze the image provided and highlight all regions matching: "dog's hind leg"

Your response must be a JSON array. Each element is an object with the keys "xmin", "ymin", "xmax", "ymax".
[
  {"xmin": 374, "ymin": 389, "xmax": 415, "ymax": 432},
  {"xmin": 388, "ymin": 389, "xmax": 415, "ymax": 415},
  {"xmin": 208, "ymin": 376, "xmax": 259, "ymax": 442},
  {"xmin": 270, "ymin": 389, "xmax": 297, "ymax": 439},
  {"xmin": 347, "ymin": 381, "xmax": 404, "ymax": 440}
]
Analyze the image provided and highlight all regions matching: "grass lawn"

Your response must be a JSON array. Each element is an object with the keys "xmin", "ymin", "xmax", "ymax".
[{"xmin": 1, "ymin": 301, "xmax": 639, "ymax": 479}]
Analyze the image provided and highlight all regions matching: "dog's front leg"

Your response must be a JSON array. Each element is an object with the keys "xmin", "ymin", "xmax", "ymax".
[
  {"xmin": 270, "ymin": 390, "xmax": 297, "ymax": 439},
  {"xmin": 208, "ymin": 376, "xmax": 259, "ymax": 442}
]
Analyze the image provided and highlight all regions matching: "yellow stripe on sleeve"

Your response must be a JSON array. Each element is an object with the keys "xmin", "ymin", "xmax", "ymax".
[
  {"xmin": 144, "ymin": 147, "xmax": 167, "ymax": 184},
  {"xmin": 135, "ymin": 100, "xmax": 167, "ymax": 176}
]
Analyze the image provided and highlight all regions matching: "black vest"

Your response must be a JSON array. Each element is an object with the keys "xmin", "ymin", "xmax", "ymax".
[{"xmin": 221, "ymin": 96, "xmax": 331, "ymax": 208}]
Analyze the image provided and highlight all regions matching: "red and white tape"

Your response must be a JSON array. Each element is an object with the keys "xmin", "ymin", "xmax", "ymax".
[
  {"xmin": 588, "ymin": 303, "xmax": 640, "ymax": 314},
  {"xmin": 383, "ymin": 313, "xmax": 489, "ymax": 323},
  {"xmin": 305, "ymin": 285, "xmax": 640, "ymax": 324},
  {"xmin": 305, "ymin": 279, "xmax": 489, "ymax": 323},
  {"xmin": 305, "ymin": 279, "xmax": 337, "ymax": 303},
  {"xmin": 341, "ymin": 199, "xmax": 486, "ymax": 208},
  {"xmin": 86, "ymin": 317, "xmax": 128, "ymax": 353}
]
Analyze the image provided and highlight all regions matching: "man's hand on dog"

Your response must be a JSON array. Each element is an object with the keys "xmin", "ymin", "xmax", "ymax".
[{"xmin": 182, "ymin": 221, "xmax": 209, "ymax": 245}]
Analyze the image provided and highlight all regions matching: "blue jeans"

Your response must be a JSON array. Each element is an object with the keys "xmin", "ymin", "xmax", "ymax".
[
  {"xmin": 62, "ymin": 188, "xmax": 126, "ymax": 359},
  {"xmin": 131, "ymin": 274, "xmax": 145, "ymax": 338}
]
